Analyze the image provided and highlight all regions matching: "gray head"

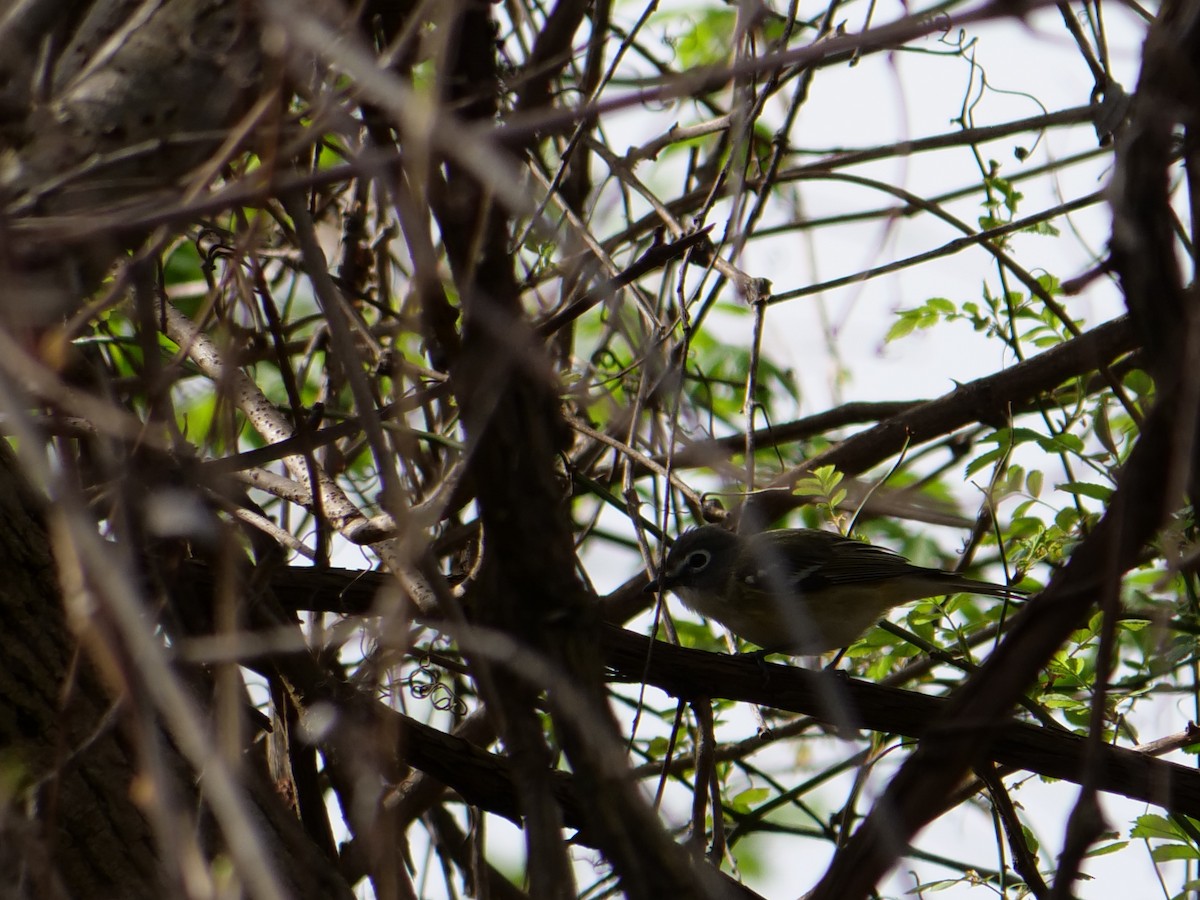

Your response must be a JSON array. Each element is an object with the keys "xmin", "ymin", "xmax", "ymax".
[{"xmin": 652, "ymin": 525, "xmax": 741, "ymax": 592}]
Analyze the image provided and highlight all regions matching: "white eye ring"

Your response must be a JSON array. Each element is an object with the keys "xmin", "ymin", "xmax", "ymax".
[{"xmin": 685, "ymin": 549, "xmax": 711, "ymax": 571}]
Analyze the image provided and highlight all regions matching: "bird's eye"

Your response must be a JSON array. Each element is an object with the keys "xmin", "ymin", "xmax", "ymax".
[{"xmin": 685, "ymin": 549, "xmax": 711, "ymax": 571}]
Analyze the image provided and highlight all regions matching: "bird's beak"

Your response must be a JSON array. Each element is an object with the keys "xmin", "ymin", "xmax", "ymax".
[{"xmin": 644, "ymin": 575, "xmax": 662, "ymax": 594}]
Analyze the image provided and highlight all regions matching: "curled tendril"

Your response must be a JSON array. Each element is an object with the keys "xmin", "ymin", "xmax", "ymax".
[{"xmin": 407, "ymin": 656, "xmax": 467, "ymax": 716}]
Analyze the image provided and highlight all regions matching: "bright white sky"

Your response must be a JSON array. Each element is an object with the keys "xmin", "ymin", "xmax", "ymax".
[{"xmin": 738, "ymin": 5, "xmax": 1143, "ymax": 409}]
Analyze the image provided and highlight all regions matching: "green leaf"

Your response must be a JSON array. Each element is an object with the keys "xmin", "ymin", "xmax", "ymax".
[
  {"xmin": 964, "ymin": 447, "xmax": 1006, "ymax": 477},
  {"xmin": 1054, "ymin": 507, "xmax": 1082, "ymax": 531},
  {"xmin": 729, "ymin": 787, "xmax": 770, "ymax": 813},
  {"xmin": 1151, "ymin": 843, "xmax": 1200, "ymax": 862},
  {"xmin": 886, "ymin": 298, "xmax": 961, "ymax": 343},
  {"xmin": 676, "ymin": 9, "xmax": 737, "ymax": 68},
  {"xmin": 1041, "ymin": 693, "xmax": 1088, "ymax": 712},
  {"xmin": 885, "ymin": 315, "xmax": 920, "ymax": 342},
  {"xmin": 1058, "ymin": 482, "xmax": 1114, "ymax": 502},
  {"xmin": 1131, "ymin": 814, "xmax": 1180, "ymax": 841},
  {"xmin": 1085, "ymin": 840, "xmax": 1128, "ymax": 858},
  {"xmin": 1122, "ymin": 369, "xmax": 1153, "ymax": 397},
  {"xmin": 981, "ymin": 427, "xmax": 1042, "ymax": 448},
  {"xmin": 794, "ymin": 465, "xmax": 847, "ymax": 516},
  {"xmin": 1036, "ymin": 273, "xmax": 1062, "ymax": 294},
  {"xmin": 1036, "ymin": 432, "xmax": 1084, "ymax": 454},
  {"xmin": 164, "ymin": 241, "xmax": 204, "ymax": 286},
  {"xmin": 1026, "ymin": 470, "xmax": 1044, "ymax": 497},
  {"xmin": 1094, "ymin": 403, "xmax": 1118, "ymax": 456},
  {"xmin": 1023, "ymin": 220, "xmax": 1061, "ymax": 237}
]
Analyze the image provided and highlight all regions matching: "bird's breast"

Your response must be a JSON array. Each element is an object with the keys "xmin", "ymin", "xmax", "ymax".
[{"xmin": 672, "ymin": 582, "xmax": 909, "ymax": 654}]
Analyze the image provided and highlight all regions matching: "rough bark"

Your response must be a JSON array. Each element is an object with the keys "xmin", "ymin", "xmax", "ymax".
[
  {"xmin": 0, "ymin": 0, "xmax": 261, "ymax": 325},
  {"xmin": 0, "ymin": 440, "xmax": 356, "ymax": 900}
]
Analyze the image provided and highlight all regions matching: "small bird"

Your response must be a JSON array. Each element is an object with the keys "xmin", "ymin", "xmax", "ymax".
[{"xmin": 647, "ymin": 525, "xmax": 1022, "ymax": 655}]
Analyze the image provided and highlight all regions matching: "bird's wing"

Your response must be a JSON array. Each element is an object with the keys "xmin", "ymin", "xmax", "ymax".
[{"xmin": 739, "ymin": 528, "xmax": 921, "ymax": 593}]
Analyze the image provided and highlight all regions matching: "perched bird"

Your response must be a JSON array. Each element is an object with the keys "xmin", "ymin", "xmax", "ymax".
[{"xmin": 647, "ymin": 525, "xmax": 1022, "ymax": 655}]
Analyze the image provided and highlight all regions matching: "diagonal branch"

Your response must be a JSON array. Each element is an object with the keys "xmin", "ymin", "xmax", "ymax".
[{"xmin": 742, "ymin": 315, "xmax": 1136, "ymax": 526}]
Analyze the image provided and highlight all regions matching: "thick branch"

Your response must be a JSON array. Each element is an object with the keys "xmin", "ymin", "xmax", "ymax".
[
  {"xmin": 742, "ymin": 315, "xmax": 1136, "ymax": 526},
  {"xmin": 199, "ymin": 559, "xmax": 1200, "ymax": 824}
]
